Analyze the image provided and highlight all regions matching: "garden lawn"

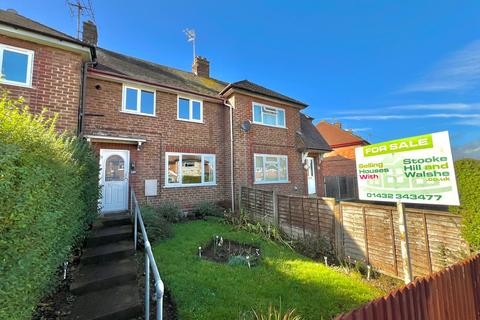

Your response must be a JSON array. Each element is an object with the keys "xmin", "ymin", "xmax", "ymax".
[{"xmin": 153, "ymin": 219, "xmax": 383, "ymax": 319}]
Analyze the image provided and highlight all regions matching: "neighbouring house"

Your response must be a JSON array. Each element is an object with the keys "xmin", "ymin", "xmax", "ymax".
[
  {"xmin": 315, "ymin": 120, "xmax": 368, "ymax": 200},
  {"xmin": 0, "ymin": 9, "xmax": 331, "ymax": 213}
]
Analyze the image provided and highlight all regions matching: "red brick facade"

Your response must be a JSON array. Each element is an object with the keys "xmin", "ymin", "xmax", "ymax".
[
  {"xmin": 0, "ymin": 26, "xmax": 323, "ymax": 211},
  {"xmin": 229, "ymin": 93, "xmax": 308, "ymax": 197},
  {"xmin": 83, "ymin": 77, "xmax": 229, "ymax": 209},
  {"xmin": 0, "ymin": 34, "xmax": 83, "ymax": 133}
]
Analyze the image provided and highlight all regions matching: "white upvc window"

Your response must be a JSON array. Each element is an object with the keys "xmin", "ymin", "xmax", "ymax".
[
  {"xmin": 165, "ymin": 152, "xmax": 216, "ymax": 187},
  {"xmin": 177, "ymin": 96, "xmax": 203, "ymax": 122},
  {"xmin": 252, "ymin": 102, "xmax": 286, "ymax": 128},
  {"xmin": 122, "ymin": 84, "xmax": 156, "ymax": 116},
  {"xmin": 254, "ymin": 154, "xmax": 289, "ymax": 184},
  {"xmin": 0, "ymin": 44, "xmax": 34, "ymax": 87}
]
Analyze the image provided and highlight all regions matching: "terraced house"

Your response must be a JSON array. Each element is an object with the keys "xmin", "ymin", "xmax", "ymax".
[{"xmin": 0, "ymin": 9, "xmax": 331, "ymax": 213}]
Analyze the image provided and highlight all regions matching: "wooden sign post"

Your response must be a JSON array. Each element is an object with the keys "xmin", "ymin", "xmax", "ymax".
[{"xmin": 397, "ymin": 201, "xmax": 413, "ymax": 284}]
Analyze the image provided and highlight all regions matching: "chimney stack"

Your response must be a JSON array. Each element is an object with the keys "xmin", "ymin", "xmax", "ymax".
[
  {"xmin": 334, "ymin": 121, "xmax": 342, "ymax": 128},
  {"xmin": 82, "ymin": 20, "xmax": 98, "ymax": 46},
  {"xmin": 192, "ymin": 56, "xmax": 210, "ymax": 78}
]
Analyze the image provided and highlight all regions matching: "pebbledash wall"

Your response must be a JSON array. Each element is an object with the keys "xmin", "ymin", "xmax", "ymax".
[
  {"xmin": 83, "ymin": 76, "xmax": 230, "ymax": 209},
  {"xmin": 0, "ymin": 34, "xmax": 83, "ymax": 132}
]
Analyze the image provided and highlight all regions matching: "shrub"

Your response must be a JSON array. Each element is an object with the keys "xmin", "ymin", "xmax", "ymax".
[
  {"xmin": 449, "ymin": 159, "xmax": 480, "ymax": 250},
  {"xmin": 0, "ymin": 92, "xmax": 100, "ymax": 319},
  {"xmin": 294, "ymin": 235, "xmax": 336, "ymax": 264},
  {"xmin": 141, "ymin": 206, "xmax": 172, "ymax": 242},
  {"xmin": 193, "ymin": 201, "xmax": 224, "ymax": 218},
  {"xmin": 157, "ymin": 202, "xmax": 182, "ymax": 222}
]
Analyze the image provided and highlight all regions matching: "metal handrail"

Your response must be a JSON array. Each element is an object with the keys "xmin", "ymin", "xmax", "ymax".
[{"xmin": 130, "ymin": 191, "xmax": 164, "ymax": 320}]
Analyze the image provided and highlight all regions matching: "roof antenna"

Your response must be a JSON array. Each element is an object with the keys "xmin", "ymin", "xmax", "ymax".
[
  {"xmin": 67, "ymin": 0, "xmax": 96, "ymax": 39},
  {"xmin": 183, "ymin": 28, "xmax": 196, "ymax": 60}
]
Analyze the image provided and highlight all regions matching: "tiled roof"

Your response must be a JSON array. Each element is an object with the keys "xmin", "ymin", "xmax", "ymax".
[
  {"xmin": 221, "ymin": 80, "xmax": 307, "ymax": 107},
  {"xmin": 315, "ymin": 120, "xmax": 368, "ymax": 147},
  {"xmin": 0, "ymin": 9, "xmax": 88, "ymax": 46},
  {"xmin": 94, "ymin": 48, "xmax": 228, "ymax": 98},
  {"xmin": 298, "ymin": 114, "xmax": 331, "ymax": 152}
]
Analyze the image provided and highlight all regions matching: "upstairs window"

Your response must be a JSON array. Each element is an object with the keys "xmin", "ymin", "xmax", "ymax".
[
  {"xmin": 178, "ymin": 97, "xmax": 203, "ymax": 122},
  {"xmin": 0, "ymin": 44, "xmax": 34, "ymax": 87},
  {"xmin": 166, "ymin": 152, "xmax": 215, "ymax": 187},
  {"xmin": 254, "ymin": 154, "xmax": 288, "ymax": 184},
  {"xmin": 122, "ymin": 85, "xmax": 155, "ymax": 116},
  {"xmin": 252, "ymin": 103, "xmax": 285, "ymax": 128}
]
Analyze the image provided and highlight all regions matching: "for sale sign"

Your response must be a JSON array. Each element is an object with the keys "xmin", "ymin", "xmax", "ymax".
[{"xmin": 355, "ymin": 131, "xmax": 460, "ymax": 205}]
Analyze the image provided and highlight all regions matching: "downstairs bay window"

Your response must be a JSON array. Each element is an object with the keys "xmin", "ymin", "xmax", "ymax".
[
  {"xmin": 254, "ymin": 154, "xmax": 288, "ymax": 184},
  {"xmin": 165, "ymin": 152, "xmax": 215, "ymax": 187}
]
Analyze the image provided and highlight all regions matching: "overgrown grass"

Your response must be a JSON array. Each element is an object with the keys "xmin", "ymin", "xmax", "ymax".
[{"xmin": 153, "ymin": 219, "xmax": 383, "ymax": 319}]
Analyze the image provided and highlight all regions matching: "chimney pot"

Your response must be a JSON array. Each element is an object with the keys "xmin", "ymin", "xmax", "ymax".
[
  {"xmin": 82, "ymin": 20, "xmax": 98, "ymax": 46},
  {"xmin": 192, "ymin": 56, "xmax": 210, "ymax": 78},
  {"xmin": 334, "ymin": 121, "xmax": 342, "ymax": 128}
]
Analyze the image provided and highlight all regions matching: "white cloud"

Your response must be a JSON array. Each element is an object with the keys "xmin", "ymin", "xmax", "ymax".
[
  {"xmin": 336, "ymin": 113, "xmax": 480, "ymax": 121},
  {"xmin": 455, "ymin": 119, "xmax": 480, "ymax": 126},
  {"xmin": 453, "ymin": 140, "xmax": 480, "ymax": 159},
  {"xmin": 401, "ymin": 40, "xmax": 480, "ymax": 93},
  {"xmin": 335, "ymin": 102, "xmax": 480, "ymax": 115},
  {"xmin": 350, "ymin": 127, "xmax": 371, "ymax": 132}
]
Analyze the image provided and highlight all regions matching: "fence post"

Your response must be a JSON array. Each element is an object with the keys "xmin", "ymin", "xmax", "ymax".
[
  {"xmin": 272, "ymin": 191, "xmax": 279, "ymax": 226},
  {"xmin": 398, "ymin": 201, "xmax": 413, "ymax": 284},
  {"xmin": 334, "ymin": 202, "xmax": 344, "ymax": 260},
  {"xmin": 239, "ymin": 186, "xmax": 243, "ymax": 212}
]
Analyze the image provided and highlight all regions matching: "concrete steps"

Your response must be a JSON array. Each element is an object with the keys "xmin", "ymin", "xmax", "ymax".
[
  {"xmin": 71, "ymin": 258, "xmax": 137, "ymax": 295},
  {"xmin": 69, "ymin": 212, "xmax": 141, "ymax": 320},
  {"xmin": 69, "ymin": 284, "xmax": 141, "ymax": 320}
]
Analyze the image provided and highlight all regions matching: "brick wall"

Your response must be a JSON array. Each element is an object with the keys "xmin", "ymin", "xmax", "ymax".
[
  {"xmin": 0, "ymin": 35, "xmax": 83, "ymax": 133},
  {"xmin": 321, "ymin": 145, "xmax": 359, "ymax": 177},
  {"xmin": 83, "ymin": 77, "xmax": 229, "ymax": 209},
  {"xmin": 230, "ymin": 93, "xmax": 306, "ymax": 197}
]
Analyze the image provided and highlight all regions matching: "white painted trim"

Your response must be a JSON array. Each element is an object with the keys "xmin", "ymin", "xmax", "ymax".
[
  {"xmin": 0, "ymin": 24, "xmax": 92, "ymax": 60},
  {"xmin": 252, "ymin": 102, "xmax": 286, "ymax": 128},
  {"xmin": 85, "ymin": 135, "xmax": 146, "ymax": 143},
  {"xmin": 253, "ymin": 153, "xmax": 289, "ymax": 184},
  {"xmin": 177, "ymin": 96, "xmax": 204, "ymax": 123},
  {"xmin": 164, "ymin": 152, "xmax": 216, "ymax": 187},
  {"xmin": 121, "ymin": 83, "xmax": 156, "ymax": 116},
  {"xmin": 0, "ymin": 43, "xmax": 34, "ymax": 87}
]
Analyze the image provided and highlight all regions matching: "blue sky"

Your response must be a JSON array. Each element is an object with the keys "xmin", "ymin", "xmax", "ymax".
[{"xmin": 4, "ymin": 1, "xmax": 480, "ymax": 158}]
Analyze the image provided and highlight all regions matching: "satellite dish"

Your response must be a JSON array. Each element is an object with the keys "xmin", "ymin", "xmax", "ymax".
[{"xmin": 241, "ymin": 120, "xmax": 252, "ymax": 132}]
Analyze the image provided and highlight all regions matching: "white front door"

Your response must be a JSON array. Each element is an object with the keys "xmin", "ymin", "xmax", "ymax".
[
  {"xmin": 306, "ymin": 157, "xmax": 316, "ymax": 195},
  {"xmin": 100, "ymin": 149, "xmax": 129, "ymax": 213}
]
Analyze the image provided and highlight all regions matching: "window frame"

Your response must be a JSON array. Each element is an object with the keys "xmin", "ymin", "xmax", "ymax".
[
  {"xmin": 177, "ymin": 96, "xmax": 203, "ymax": 123},
  {"xmin": 253, "ymin": 153, "xmax": 289, "ymax": 184},
  {"xmin": 251, "ymin": 102, "xmax": 286, "ymax": 128},
  {"xmin": 0, "ymin": 44, "xmax": 34, "ymax": 88},
  {"xmin": 121, "ymin": 84, "xmax": 156, "ymax": 117},
  {"xmin": 164, "ymin": 152, "xmax": 216, "ymax": 187}
]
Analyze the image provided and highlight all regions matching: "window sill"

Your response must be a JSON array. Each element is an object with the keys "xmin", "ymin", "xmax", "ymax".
[
  {"xmin": 120, "ymin": 110, "xmax": 157, "ymax": 117},
  {"xmin": 176, "ymin": 118, "xmax": 204, "ymax": 124},
  {"xmin": 254, "ymin": 181, "xmax": 290, "ymax": 185},
  {"xmin": 0, "ymin": 80, "xmax": 33, "ymax": 88},
  {"xmin": 164, "ymin": 183, "xmax": 217, "ymax": 188},
  {"xmin": 252, "ymin": 122, "xmax": 287, "ymax": 129}
]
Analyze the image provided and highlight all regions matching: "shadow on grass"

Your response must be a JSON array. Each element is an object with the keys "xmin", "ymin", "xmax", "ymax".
[{"xmin": 152, "ymin": 219, "xmax": 381, "ymax": 320}]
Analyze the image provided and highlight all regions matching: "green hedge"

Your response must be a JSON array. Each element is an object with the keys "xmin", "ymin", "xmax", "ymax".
[
  {"xmin": 450, "ymin": 158, "xmax": 480, "ymax": 250},
  {"xmin": 0, "ymin": 93, "xmax": 100, "ymax": 319}
]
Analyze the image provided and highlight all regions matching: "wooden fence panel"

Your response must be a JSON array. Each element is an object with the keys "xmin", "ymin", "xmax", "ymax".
[{"xmin": 240, "ymin": 186, "xmax": 469, "ymax": 281}]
